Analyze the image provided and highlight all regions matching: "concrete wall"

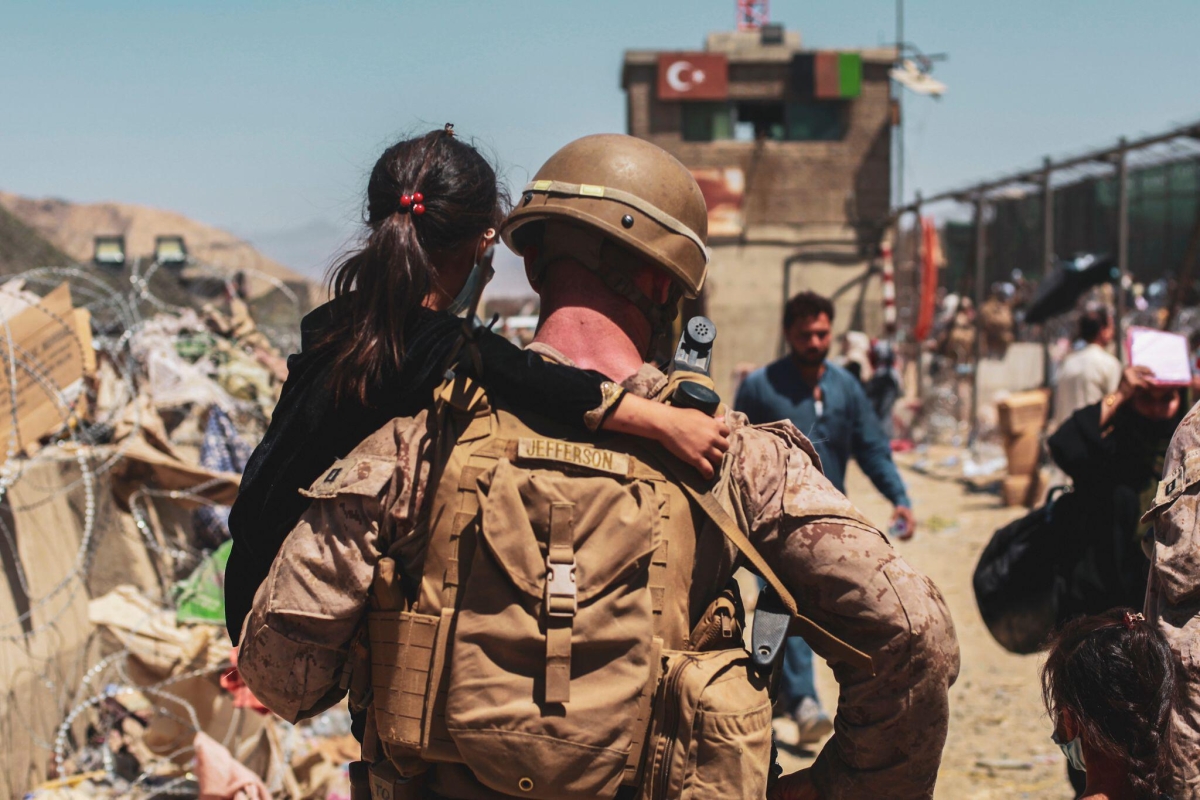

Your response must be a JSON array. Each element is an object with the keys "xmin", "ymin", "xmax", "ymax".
[{"xmin": 705, "ymin": 225, "xmax": 884, "ymax": 401}]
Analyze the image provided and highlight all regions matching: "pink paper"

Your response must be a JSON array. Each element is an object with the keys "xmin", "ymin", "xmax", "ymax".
[{"xmin": 1125, "ymin": 327, "xmax": 1192, "ymax": 386}]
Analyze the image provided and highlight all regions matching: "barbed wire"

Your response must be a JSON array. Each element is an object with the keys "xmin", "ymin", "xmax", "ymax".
[{"xmin": 0, "ymin": 255, "xmax": 307, "ymax": 798}]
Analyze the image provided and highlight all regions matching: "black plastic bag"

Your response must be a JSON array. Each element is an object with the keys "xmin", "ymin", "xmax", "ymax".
[{"xmin": 972, "ymin": 487, "xmax": 1073, "ymax": 654}]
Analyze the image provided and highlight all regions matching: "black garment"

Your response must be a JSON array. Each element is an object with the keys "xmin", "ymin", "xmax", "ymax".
[
  {"xmin": 225, "ymin": 298, "xmax": 610, "ymax": 642},
  {"xmin": 1048, "ymin": 401, "xmax": 1178, "ymax": 619}
]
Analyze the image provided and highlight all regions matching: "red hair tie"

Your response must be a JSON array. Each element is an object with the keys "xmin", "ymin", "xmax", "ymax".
[
  {"xmin": 1122, "ymin": 611, "xmax": 1145, "ymax": 630},
  {"xmin": 399, "ymin": 192, "xmax": 426, "ymax": 215}
]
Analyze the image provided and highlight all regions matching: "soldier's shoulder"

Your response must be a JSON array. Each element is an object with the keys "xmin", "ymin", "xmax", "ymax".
[
  {"xmin": 725, "ymin": 416, "xmax": 876, "ymax": 530},
  {"xmin": 1175, "ymin": 398, "xmax": 1200, "ymax": 437},
  {"xmin": 726, "ymin": 412, "xmax": 823, "ymax": 473},
  {"xmin": 1160, "ymin": 399, "xmax": 1200, "ymax": 476},
  {"xmin": 344, "ymin": 409, "xmax": 432, "ymax": 461},
  {"xmin": 302, "ymin": 411, "xmax": 432, "ymax": 500}
]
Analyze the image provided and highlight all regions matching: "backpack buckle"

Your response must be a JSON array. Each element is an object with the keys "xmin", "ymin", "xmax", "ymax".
[{"xmin": 545, "ymin": 557, "xmax": 578, "ymax": 617}]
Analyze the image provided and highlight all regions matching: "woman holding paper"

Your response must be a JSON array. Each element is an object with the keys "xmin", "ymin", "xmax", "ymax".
[{"xmin": 1049, "ymin": 361, "xmax": 1187, "ymax": 618}]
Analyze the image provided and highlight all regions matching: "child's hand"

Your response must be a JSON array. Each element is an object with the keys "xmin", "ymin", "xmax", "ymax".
[
  {"xmin": 657, "ymin": 407, "xmax": 730, "ymax": 480},
  {"xmin": 602, "ymin": 394, "xmax": 730, "ymax": 478}
]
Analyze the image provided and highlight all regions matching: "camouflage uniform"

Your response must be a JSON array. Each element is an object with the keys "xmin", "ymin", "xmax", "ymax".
[
  {"xmin": 1141, "ymin": 401, "xmax": 1200, "ymax": 800},
  {"xmin": 238, "ymin": 348, "xmax": 960, "ymax": 800}
]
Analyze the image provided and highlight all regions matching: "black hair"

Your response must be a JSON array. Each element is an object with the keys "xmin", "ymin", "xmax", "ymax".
[
  {"xmin": 1078, "ymin": 307, "xmax": 1111, "ymax": 343},
  {"xmin": 1041, "ymin": 608, "xmax": 1179, "ymax": 800},
  {"xmin": 321, "ymin": 126, "xmax": 507, "ymax": 404},
  {"xmin": 783, "ymin": 290, "xmax": 835, "ymax": 330}
]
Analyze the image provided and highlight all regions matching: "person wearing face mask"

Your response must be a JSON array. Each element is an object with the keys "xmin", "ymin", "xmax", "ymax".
[
  {"xmin": 1049, "ymin": 365, "xmax": 1187, "ymax": 620},
  {"xmin": 224, "ymin": 125, "xmax": 730, "ymax": 648},
  {"xmin": 1041, "ymin": 608, "xmax": 1180, "ymax": 800}
]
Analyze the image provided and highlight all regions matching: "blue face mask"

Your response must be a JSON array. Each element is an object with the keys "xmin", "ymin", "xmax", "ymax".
[
  {"xmin": 445, "ymin": 239, "xmax": 496, "ymax": 317},
  {"xmin": 1052, "ymin": 731, "xmax": 1086, "ymax": 772}
]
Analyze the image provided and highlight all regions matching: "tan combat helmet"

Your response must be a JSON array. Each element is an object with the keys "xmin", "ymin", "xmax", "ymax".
[{"xmin": 501, "ymin": 134, "xmax": 709, "ymax": 326}]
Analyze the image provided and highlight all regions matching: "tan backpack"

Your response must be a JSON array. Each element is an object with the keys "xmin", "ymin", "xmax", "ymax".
[{"xmin": 363, "ymin": 374, "xmax": 869, "ymax": 799}]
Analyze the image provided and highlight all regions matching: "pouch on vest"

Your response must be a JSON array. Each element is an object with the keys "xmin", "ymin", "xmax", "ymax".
[
  {"xmin": 445, "ymin": 456, "xmax": 661, "ymax": 800},
  {"xmin": 640, "ymin": 648, "xmax": 773, "ymax": 800}
]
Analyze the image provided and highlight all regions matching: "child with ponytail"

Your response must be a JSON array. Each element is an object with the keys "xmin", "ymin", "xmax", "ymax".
[
  {"xmin": 1041, "ymin": 607, "xmax": 1181, "ymax": 800},
  {"xmin": 225, "ymin": 126, "xmax": 730, "ymax": 642}
]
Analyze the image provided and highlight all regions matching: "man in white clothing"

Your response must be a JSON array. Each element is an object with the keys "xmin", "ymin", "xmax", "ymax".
[{"xmin": 1051, "ymin": 307, "xmax": 1122, "ymax": 432}]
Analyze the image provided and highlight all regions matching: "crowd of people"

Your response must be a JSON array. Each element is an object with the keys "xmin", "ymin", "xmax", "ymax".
[{"xmin": 221, "ymin": 127, "xmax": 1196, "ymax": 800}]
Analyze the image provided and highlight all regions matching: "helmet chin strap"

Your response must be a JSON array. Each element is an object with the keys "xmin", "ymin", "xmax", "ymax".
[{"xmin": 532, "ymin": 224, "xmax": 680, "ymax": 342}]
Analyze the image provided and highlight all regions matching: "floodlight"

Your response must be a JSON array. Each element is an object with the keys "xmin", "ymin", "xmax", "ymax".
[
  {"xmin": 93, "ymin": 236, "xmax": 126, "ymax": 267},
  {"xmin": 154, "ymin": 235, "xmax": 188, "ymax": 266},
  {"xmin": 890, "ymin": 60, "xmax": 947, "ymax": 97}
]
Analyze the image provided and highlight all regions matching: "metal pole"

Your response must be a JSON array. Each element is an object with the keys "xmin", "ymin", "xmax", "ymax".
[
  {"xmin": 895, "ymin": 0, "xmax": 904, "ymax": 208},
  {"xmin": 913, "ymin": 193, "xmax": 924, "ymax": 402},
  {"xmin": 1042, "ymin": 157, "xmax": 1054, "ymax": 388},
  {"xmin": 1042, "ymin": 157, "xmax": 1054, "ymax": 276},
  {"xmin": 970, "ymin": 194, "xmax": 986, "ymax": 447},
  {"xmin": 1115, "ymin": 138, "xmax": 1129, "ymax": 363}
]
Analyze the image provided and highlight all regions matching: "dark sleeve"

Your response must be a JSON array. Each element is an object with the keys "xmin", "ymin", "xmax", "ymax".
[
  {"xmin": 385, "ymin": 312, "xmax": 609, "ymax": 430},
  {"xmin": 471, "ymin": 328, "xmax": 608, "ymax": 428},
  {"xmin": 849, "ymin": 378, "xmax": 911, "ymax": 507},
  {"xmin": 1048, "ymin": 401, "xmax": 1112, "ymax": 484}
]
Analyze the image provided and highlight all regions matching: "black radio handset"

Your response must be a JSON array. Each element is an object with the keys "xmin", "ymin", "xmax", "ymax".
[{"xmin": 669, "ymin": 316, "xmax": 721, "ymax": 416}]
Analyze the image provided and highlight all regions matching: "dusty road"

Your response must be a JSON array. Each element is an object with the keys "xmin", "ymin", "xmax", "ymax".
[{"xmin": 775, "ymin": 448, "xmax": 1076, "ymax": 799}]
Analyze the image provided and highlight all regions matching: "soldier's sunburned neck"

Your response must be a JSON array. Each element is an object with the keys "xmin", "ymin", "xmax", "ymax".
[
  {"xmin": 533, "ymin": 305, "xmax": 646, "ymax": 382},
  {"xmin": 533, "ymin": 259, "xmax": 651, "ymax": 381}
]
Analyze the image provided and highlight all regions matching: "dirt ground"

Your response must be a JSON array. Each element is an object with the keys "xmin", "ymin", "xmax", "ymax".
[{"xmin": 774, "ymin": 446, "xmax": 1076, "ymax": 800}]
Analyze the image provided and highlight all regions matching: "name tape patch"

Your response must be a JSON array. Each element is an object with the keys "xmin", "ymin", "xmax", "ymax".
[{"xmin": 516, "ymin": 438, "xmax": 630, "ymax": 476}]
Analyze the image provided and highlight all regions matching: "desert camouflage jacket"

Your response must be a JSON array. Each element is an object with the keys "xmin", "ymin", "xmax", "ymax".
[
  {"xmin": 238, "ymin": 349, "xmax": 960, "ymax": 800},
  {"xmin": 1142, "ymin": 400, "xmax": 1200, "ymax": 800}
]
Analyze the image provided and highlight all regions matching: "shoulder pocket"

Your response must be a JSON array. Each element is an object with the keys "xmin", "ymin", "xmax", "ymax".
[
  {"xmin": 300, "ymin": 456, "xmax": 394, "ymax": 500},
  {"xmin": 1142, "ymin": 450, "xmax": 1200, "ymax": 523}
]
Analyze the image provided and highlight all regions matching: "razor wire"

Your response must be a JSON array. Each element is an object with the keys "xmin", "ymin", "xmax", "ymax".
[{"xmin": 0, "ymin": 256, "xmax": 308, "ymax": 798}]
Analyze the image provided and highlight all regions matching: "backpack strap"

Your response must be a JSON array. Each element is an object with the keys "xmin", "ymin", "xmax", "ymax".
[
  {"xmin": 544, "ymin": 502, "xmax": 577, "ymax": 704},
  {"xmin": 654, "ymin": 455, "xmax": 874, "ymax": 675}
]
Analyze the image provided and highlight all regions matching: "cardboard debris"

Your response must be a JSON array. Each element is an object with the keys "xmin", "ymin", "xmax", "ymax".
[
  {"xmin": 0, "ymin": 282, "xmax": 86, "ymax": 460},
  {"xmin": 0, "ymin": 266, "xmax": 316, "ymax": 798}
]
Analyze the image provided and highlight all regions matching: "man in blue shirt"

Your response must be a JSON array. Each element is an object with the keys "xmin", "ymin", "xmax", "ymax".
[{"xmin": 735, "ymin": 290, "xmax": 915, "ymax": 746}]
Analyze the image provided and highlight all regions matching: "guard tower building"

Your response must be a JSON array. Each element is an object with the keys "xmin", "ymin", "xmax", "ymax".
[{"xmin": 622, "ymin": 26, "xmax": 895, "ymax": 398}]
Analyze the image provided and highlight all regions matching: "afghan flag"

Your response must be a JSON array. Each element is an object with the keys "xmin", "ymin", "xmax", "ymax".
[{"xmin": 791, "ymin": 52, "xmax": 862, "ymax": 99}]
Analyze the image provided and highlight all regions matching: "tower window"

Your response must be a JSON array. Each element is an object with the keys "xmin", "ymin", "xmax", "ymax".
[{"xmin": 680, "ymin": 100, "xmax": 847, "ymax": 142}]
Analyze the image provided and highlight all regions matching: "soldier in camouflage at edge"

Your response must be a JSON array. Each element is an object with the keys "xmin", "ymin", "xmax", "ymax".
[{"xmin": 1139, "ymin": 400, "xmax": 1200, "ymax": 800}]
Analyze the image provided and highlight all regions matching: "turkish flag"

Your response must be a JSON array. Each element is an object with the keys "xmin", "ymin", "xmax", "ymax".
[{"xmin": 657, "ymin": 53, "xmax": 729, "ymax": 100}]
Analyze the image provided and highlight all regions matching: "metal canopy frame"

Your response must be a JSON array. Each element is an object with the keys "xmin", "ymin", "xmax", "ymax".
[{"xmin": 895, "ymin": 118, "xmax": 1200, "ymax": 447}]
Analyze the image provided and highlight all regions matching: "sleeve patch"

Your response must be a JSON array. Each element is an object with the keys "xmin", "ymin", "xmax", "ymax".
[{"xmin": 301, "ymin": 457, "xmax": 394, "ymax": 500}]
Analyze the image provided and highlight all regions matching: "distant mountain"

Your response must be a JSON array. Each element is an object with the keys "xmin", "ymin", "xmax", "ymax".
[
  {"xmin": 0, "ymin": 192, "xmax": 314, "ymax": 296},
  {"xmin": 239, "ymin": 218, "xmax": 357, "ymax": 282},
  {"xmin": 0, "ymin": 203, "xmax": 71, "ymax": 275}
]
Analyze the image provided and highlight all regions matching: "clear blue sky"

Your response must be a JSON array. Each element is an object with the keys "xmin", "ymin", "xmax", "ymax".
[{"xmin": 3, "ymin": 0, "xmax": 1199, "ymax": 289}]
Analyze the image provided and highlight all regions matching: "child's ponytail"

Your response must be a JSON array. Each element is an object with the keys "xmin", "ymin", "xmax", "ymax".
[{"xmin": 323, "ymin": 126, "xmax": 506, "ymax": 404}]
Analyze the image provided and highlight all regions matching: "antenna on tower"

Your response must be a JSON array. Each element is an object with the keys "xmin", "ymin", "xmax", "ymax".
[{"xmin": 736, "ymin": 0, "xmax": 769, "ymax": 31}]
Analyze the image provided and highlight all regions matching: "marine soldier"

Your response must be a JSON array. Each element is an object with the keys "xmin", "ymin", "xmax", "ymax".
[
  {"xmin": 237, "ymin": 134, "xmax": 960, "ymax": 800},
  {"xmin": 1139, "ymin": 401, "xmax": 1200, "ymax": 800}
]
